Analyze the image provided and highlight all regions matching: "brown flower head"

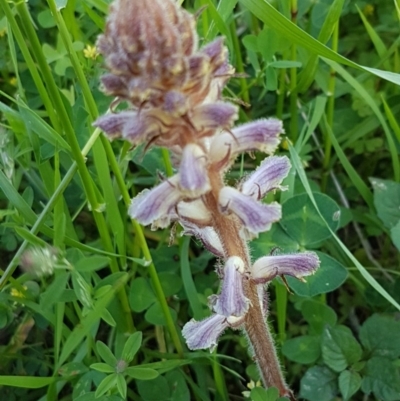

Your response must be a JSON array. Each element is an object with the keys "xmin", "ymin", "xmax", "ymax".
[{"xmin": 94, "ymin": 0, "xmax": 236, "ymax": 150}]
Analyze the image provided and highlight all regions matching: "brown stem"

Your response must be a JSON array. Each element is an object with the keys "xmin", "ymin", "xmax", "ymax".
[{"xmin": 205, "ymin": 166, "xmax": 295, "ymax": 399}]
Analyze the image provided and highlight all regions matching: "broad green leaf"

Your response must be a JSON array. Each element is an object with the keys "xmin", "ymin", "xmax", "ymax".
[
  {"xmin": 58, "ymin": 362, "xmax": 88, "ymax": 377},
  {"xmin": 250, "ymin": 386, "xmax": 278, "ymax": 401},
  {"xmin": 252, "ymin": 224, "xmax": 299, "ymax": 259},
  {"xmin": 116, "ymin": 374, "xmax": 127, "ymax": 399},
  {"xmin": 129, "ymin": 277, "xmax": 156, "ymax": 312},
  {"xmin": 145, "ymin": 301, "xmax": 177, "ymax": 326},
  {"xmin": 361, "ymin": 357, "xmax": 400, "ymax": 401},
  {"xmin": 96, "ymin": 341, "xmax": 117, "ymax": 367},
  {"xmin": 90, "ymin": 363, "xmax": 115, "ymax": 374},
  {"xmin": 301, "ymin": 300, "xmax": 337, "ymax": 335},
  {"xmin": 339, "ymin": 370, "xmax": 361, "ymax": 401},
  {"xmin": 390, "ymin": 221, "xmax": 400, "ymax": 251},
  {"xmin": 287, "ymin": 252, "xmax": 348, "ymax": 297},
  {"xmin": 125, "ymin": 367, "xmax": 159, "ymax": 380},
  {"xmin": 75, "ymin": 256, "xmax": 110, "ymax": 272},
  {"xmin": 299, "ymin": 366, "xmax": 337, "ymax": 401},
  {"xmin": 158, "ymin": 272, "xmax": 182, "ymax": 297},
  {"xmin": 321, "ymin": 325, "xmax": 362, "ymax": 372},
  {"xmin": 95, "ymin": 373, "xmax": 118, "ymax": 398},
  {"xmin": 359, "ymin": 314, "xmax": 400, "ymax": 359},
  {"xmin": 137, "ymin": 375, "xmax": 170, "ymax": 401},
  {"xmin": 370, "ymin": 178, "xmax": 400, "ymax": 229},
  {"xmin": 122, "ymin": 332, "xmax": 142, "ymax": 363},
  {"xmin": 282, "ymin": 335, "xmax": 321, "ymax": 364},
  {"xmin": 280, "ymin": 193, "xmax": 340, "ymax": 247},
  {"xmin": 166, "ymin": 370, "xmax": 190, "ymax": 401}
]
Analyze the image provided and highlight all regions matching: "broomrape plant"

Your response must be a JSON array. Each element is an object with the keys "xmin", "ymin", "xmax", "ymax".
[{"xmin": 94, "ymin": 0, "xmax": 320, "ymax": 398}]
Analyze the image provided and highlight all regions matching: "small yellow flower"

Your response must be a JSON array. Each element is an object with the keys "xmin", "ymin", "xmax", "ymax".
[
  {"xmin": 0, "ymin": 28, "xmax": 7, "ymax": 38},
  {"xmin": 363, "ymin": 4, "xmax": 374, "ymax": 17},
  {"xmin": 10, "ymin": 286, "xmax": 27, "ymax": 298},
  {"xmin": 242, "ymin": 380, "xmax": 262, "ymax": 397},
  {"xmin": 83, "ymin": 44, "xmax": 99, "ymax": 60},
  {"xmin": 9, "ymin": 77, "xmax": 17, "ymax": 86}
]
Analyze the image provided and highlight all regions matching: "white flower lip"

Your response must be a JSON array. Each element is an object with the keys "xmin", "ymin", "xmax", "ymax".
[{"xmin": 251, "ymin": 252, "xmax": 320, "ymax": 284}]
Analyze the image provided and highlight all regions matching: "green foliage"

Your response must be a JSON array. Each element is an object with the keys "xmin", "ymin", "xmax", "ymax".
[{"xmin": 285, "ymin": 313, "xmax": 400, "ymax": 400}]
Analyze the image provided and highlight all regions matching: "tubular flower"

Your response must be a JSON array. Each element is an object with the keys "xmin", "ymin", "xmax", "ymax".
[
  {"xmin": 213, "ymin": 257, "xmax": 249, "ymax": 317},
  {"xmin": 96, "ymin": 0, "xmax": 320, "ymax": 395}
]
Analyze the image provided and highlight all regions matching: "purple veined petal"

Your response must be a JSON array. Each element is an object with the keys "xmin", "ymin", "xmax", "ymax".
[
  {"xmin": 182, "ymin": 314, "xmax": 228, "ymax": 351},
  {"xmin": 209, "ymin": 118, "xmax": 284, "ymax": 163},
  {"xmin": 191, "ymin": 102, "xmax": 238, "ymax": 131},
  {"xmin": 179, "ymin": 144, "xmax": 211, "ymax": 197},
  {"xmin": 214, "ymin": 257, "xmax": 249, "ymax": 317},
  {"xmin": 251, "ymin": 252, "xmax": 320, "ymax": 284},
  {"xmin": 93, "ymin": 111, "xmax": 137, "ymax": 139},
  {"xmin": 181, "ymin": 221, "xmax": 225, "ymax": 258},
  {"xmin": 128, "ymin": 175, "xmax": 182, "ymax": 226},
  {"xmin": 240, "ymin": 156, "xmax": 291, "ymax": 200},
  {"xmin": 219, "ymin": 187, "xmax": 282, "ymax": 235}
]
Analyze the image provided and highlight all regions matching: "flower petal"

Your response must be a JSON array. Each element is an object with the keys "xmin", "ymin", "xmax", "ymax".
[
  {"xmin": 210, "ymin": 118, "xmax": 283, "ymax": 163},
  {"xmin": 219, "ymin": 187, "xmax": 281, "ymax": 234},
  {"xmin": 128, "ymin": 176, "xmax": 182, "ymax": 226},
  {"xmin": 182, "ymin": 314, "xmax": 228, "ymax": 351},
  {"xmin": 181, "ymin": 222, "xmax": 225, "ymax": 257},
  {"xmin": 191, "ymin": 102, "xmax": 238, "ymax": 132},
  {"xmin": 240, "ymin": 156, "xmax": 291, "ymax": 200},
  {"xmin": 179, "ymin": 144, "xmax": 211, "ymax": 197},
  {"xmin": 251, "ymin": 252, "xmax": 320, "ymax": 284},
  {"xmin": 213, "ymin": 257, "xmax": 249, "ymax": 317},
  {"xmin": 93, "ymin": 111, "xmax": 137, "ymax": 139}
]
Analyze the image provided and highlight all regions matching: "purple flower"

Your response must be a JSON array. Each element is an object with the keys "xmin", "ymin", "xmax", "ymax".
[
  {"xmin": 128, "ymin": 176, "xmax": 182, "ymax": 227},
  {"xmin": 219, "ymin": 187, "xmax": 281, "ymax": 235},
  {"xmin": 179, "ymin": 144, "xmax": 211, "ymax": 196},
  {"xmin": 240, "ymin": 156, "xmax": 291, "ymax": 200},
  {"xmin": 93, "ymin": 111, "xmax": 137, "ymax": 139},
  {"xmin": 191, "ymin": 102, "xmax": 238, "ymax": 133},
  {"xmin": 251, "ymin": 252, "xmax": 320, "ymax": 284},
  {"xmin": 209, "ymin": 119, "xmax": 284, "ymax": 163},
  {"xmin": 182, "ymin": 313, "xmax": 245, "ymax": 351},
  {"xmin": 213, "ymin": 257, "xmax": 249, "ymax": 317}
]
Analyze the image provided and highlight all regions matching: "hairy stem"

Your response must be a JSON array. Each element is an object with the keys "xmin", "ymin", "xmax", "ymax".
[{"xmin": 206, "ymin": 166, "xmax": 293, "ymax": 399}]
